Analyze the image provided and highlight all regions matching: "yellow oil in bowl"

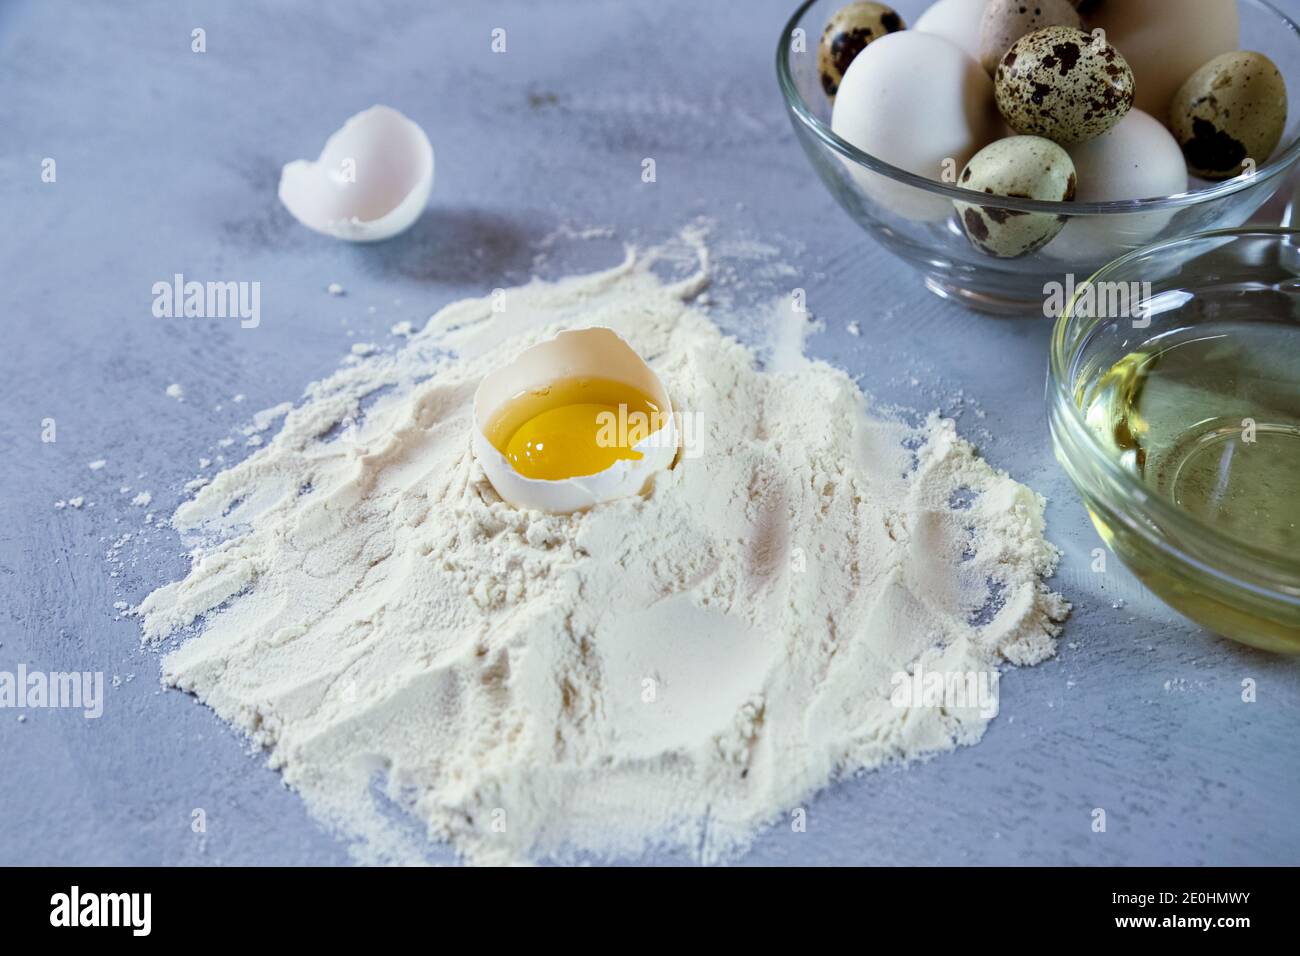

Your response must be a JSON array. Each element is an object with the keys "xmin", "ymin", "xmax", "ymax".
[{"xmin": 1050, "ymin": 229, "xmax": 1300, "ymax": 653}]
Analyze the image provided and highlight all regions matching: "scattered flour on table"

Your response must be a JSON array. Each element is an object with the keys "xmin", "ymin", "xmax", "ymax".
[{"xmin": 137, "ymin": 236, "xmax": 1068, "ymax": 865}]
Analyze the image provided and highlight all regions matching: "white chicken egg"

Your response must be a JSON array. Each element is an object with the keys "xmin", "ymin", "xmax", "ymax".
[
  {"xmin": 1045, "ymin": 109, "xmax": 1189, "ymax": 264},
  {"xmin": 1091, "ymin": 0, "xmax": 1240, "ymax": 117},
  {"xmin": 279, "ymin": 105, "xmax": 434, "ymax": 242},
  {"xmin": 472, "ymin": 328, "xmax": 678, "ymax": 514},
  {"xmin": 831, "ymin": 29, "xmax": 1000, "ymax": 221},
  {"xmin": 913, "ymin": 0, "xmax": 989, "ymax": 62}
]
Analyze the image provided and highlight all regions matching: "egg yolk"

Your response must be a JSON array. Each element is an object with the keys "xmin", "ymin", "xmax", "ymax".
[{"xmin": 486, "ymin": 377, "xmax": 663, "ymax": 481}]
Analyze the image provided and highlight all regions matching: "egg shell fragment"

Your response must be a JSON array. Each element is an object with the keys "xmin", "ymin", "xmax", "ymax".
[
  {"xmin": 832, "ymin": 29, "xmax": 1001, "ymax": 221},
  {"xmin": 279, "ymin": 105, "xmax": 434, "ymax": 243},
  {"xmin": 995, "ymin": 26, "xmax": 1134, "ymax": 145},
  {"xmin": 978, "ymin": 0, "xmax": 1081, "ymax": 75},
  {"xmin": 1091, "ymin": 0, "xmax": 1240, "ymax": 118},
  {"xmin": 472, "ymin": 328, "xmax": 678, "ymax": 515},
  {"xmin": 818, "ymin": 2, "xmax": 906, "ymax": 101},
  {"xmin": 1170, "ymin": 51, "xmax": 1289, "ymax": 181},
  {"xmin": 956, "ymin": 136, "xmax": 1077, "ymax": 258}
]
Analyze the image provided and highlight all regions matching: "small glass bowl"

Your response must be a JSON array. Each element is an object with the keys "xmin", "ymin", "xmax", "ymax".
[
  {"xmin": 776, "ymin": 0, "xmax": 1300, "ymax": 314},
  {"xmin": 1049, "ymin": 228, "xmax": 1300, "ymax": 653}
]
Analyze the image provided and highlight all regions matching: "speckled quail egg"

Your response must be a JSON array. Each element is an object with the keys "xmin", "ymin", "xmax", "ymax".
[
  {"xmin": 819, "ymin": 2, "xmax": 905, "ymax": 101},
  {"xmin": 995, "ymin": 27, "xmax": 1135, "ymax": 145},
  {"xmin": 955, "ymin": 136, "xmax": 1077, "ymax": 258},
  {"xmin": 1169, "ymin": 51, "xmax": 1288, "ymax": 180},
  {"xmin": 978, "ymin": 0, "xmax": 1081, "ymax": 76}
]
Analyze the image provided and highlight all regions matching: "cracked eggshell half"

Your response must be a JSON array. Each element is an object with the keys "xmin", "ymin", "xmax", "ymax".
[
  {"xmin": 278, "ymin": 105, "xmax": 434, "ymax": 242},
  {"xmin": 471, "ymin": 328, "xmax": 678, "ymax": 515}
]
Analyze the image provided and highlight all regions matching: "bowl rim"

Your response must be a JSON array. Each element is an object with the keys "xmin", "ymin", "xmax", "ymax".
[
  {"xmin": 1048, "ymin": 226, "xmax": 1300, "ymax": 594},
  {"xmin": 776, "ymin": 0, "xmax": 1300, "ymax": 216}
]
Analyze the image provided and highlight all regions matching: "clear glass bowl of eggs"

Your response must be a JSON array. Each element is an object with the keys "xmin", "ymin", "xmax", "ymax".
[{"xmin": 777, "ymin": 0, "xmax": 1300, "ymax": 313}]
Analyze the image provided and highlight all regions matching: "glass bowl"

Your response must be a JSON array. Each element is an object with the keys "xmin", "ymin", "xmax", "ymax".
[
  {"xmin": 777, "ymin": 0, "xmax": 1300, "ymax": 314},
  {"xmin": 1049, "ymin": 228, "xmax": 1300, "ymax": 653}
]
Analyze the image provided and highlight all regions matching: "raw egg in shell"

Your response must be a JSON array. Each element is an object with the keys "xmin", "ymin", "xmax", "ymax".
[{"xmin": 472, "ymin": 328, "xmax": 678, "ymax": 514}]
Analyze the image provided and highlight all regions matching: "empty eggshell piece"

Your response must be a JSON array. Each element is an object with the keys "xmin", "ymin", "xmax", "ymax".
[
  {"xmin": 955, "ymin": 136, "xmax": 1077, "ymax": 258},
  {"xmin": 818, "ymin": 2, "xmax": 906, "ymax": 101},
  {"xmin": 995, "ymin": 27, "xmax": 1134, "ymax": 145},
  {"xmin": 1170, "ymin": 51, "xmax": 1288, "ymax": 180},
  {"xmin": 832, "ymin": 30, "xmax": 1001, "ymax": 221},
  {"xmin": 1046, "ymin": 109, "xmax": 1188, "ymax": 263},
  {"xmin": 1091, "ymin": 0, "xmax": 1240, "ymax": 117},
  {"xmin": 978, "ymin": 0, "xmax": 1081, "ymax": 75},
  {"xmin": 279, "ymin": 105, "xmax": 434, "ymax": 242},
  {"xmin": 471, "ymin": 328, "xmax": 678, "ymax": 515},
  {"xmin": 913, "ymin": 0, "xmax": 989, "ymax": 62}
]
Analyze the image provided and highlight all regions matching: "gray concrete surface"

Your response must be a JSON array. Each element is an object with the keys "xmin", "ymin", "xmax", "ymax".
[{"xmin": 0, "ymin": 0, "xmax": 1296, "ymax": 865}]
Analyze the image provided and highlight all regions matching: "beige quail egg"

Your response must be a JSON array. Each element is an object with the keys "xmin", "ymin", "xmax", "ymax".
[
  {"xmin": 819, "ymin": 2, "xmax": 905, "ymax": 101},
  {"xmin": 1169, "ymin": 51, "xmax": 1288, "ymax": 180},
  {"xmin": 955, "ymin": 136, "xmax": 1077, "ymax": 258},
  {"xmin": 978, "ymin": 0, "xmax": 1081, "ymax": 76},
  {"xmin": 995, "ymin": 26, "xmax": 1135, "ymax": 144}
]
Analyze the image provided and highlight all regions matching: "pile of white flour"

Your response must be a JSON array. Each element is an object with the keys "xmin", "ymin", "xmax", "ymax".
[{"xmin": 138, "ymin": 238, "xmax": 1068, "ymax": 865}]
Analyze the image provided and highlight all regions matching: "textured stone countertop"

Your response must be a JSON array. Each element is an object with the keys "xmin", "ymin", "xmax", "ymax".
[{"xmin": 1, "ymin": 0, "xmax": 1296, "ymax": 865}]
